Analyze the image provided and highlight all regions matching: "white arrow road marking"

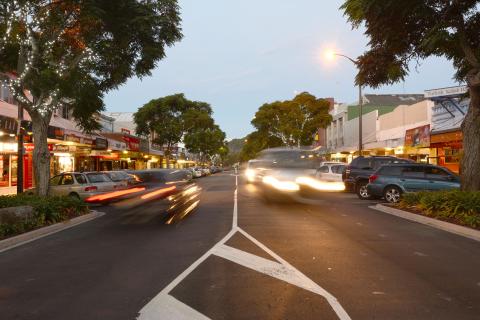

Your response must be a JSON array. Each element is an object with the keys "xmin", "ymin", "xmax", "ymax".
[{"xmin": 137, "ymin": 175, "xmax": 351, "ymax": 320}]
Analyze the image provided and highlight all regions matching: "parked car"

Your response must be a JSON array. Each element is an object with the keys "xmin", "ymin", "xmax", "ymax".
[
  {"xmin": 103, "ymin": 171, "xmax": 137, "ymax": 188},
  {"xmin": 316, "ymin": 163, "xmax": 346, "ymax": 182},
  {"xmin": 343, "ymin": 156, "xmax": 413, "ymax": 199},
  {"xmin": 29, "ymin": 172, "xmax": 118, "ymax": 200},
  {"xmin": 367, "ymin": 163, "xmax": 460, "ymax": 203},
  {"xmin": 190, "ymin": 168, "xmax": 203, "ymax": 178},
  {"xmin": 201, "ymin": 168, "xmax": 211, "ymax": 176}
]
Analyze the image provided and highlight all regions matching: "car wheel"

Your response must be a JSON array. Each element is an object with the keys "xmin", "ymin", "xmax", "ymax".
[
  {"xmin": 69, "ymin": 192, "xmax": 81, "ymax": 201},
  {"xmin": 383, "ymin": 186, "xmax": 402, "ymax": 204},
  {"xmin": 356, "ymin": 181, "xmax": 373, "ymax": 200}
]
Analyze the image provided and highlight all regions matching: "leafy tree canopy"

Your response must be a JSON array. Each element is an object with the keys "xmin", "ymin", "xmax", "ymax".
[
  {"xmin": 251, "ymin": 92, "xmax": 332, "ymax": 147},
  {"xmin": 0, "ymin": 0, "xmax": 183, "ymax": 129},
  {"xmin": 341, "ymin": 0, "xmax": 480, "ymax": 87}
]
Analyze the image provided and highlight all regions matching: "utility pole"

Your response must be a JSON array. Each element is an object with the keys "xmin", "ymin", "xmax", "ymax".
[{"xmin": 17, "ymin": 104, "xmax": 24, "ymax": 194}]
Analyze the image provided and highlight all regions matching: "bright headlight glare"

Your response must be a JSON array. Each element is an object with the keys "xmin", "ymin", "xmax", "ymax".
[
  {"xmin": 295, "ymin": 177, "xmax": 346, "ymax": 192},
  {"xmin": 263, "ymin": 176, "xmax": 300, "ymax": 192},
  {"xmin": 245, "ymin": 169, "xmax": 256, "ymax": 181}
]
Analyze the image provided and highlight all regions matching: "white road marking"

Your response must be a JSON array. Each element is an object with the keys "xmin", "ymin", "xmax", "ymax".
[
  {"xmin": 139, "ymin": 294, "xmax": 210, "ymax": 320},
  {"xmin": 137, "ymin": 174, "xmax": 351, "ymax": 320}
]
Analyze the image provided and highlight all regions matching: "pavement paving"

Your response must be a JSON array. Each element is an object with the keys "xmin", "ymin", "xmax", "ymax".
[{"xmin": 0, "ymin": 172, "xmax": 479, "ymax": 319}]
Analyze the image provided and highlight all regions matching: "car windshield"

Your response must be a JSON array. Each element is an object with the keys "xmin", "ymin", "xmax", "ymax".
[
  {"xmin": 87, "ymin": 173, "xmax": 111, "ymax": 183},
  {"xmin": 258, "ymin": 150, "xmax": 320, "ymax": 169},
  {"xmin": 106, "ymin": 172, "xmax": 129, "ymax": 181}
]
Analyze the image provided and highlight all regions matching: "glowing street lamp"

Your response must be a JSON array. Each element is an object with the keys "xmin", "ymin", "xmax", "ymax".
[{"xmin": 324, "ymin": 50, "xmax": 364, "ymax": 154}]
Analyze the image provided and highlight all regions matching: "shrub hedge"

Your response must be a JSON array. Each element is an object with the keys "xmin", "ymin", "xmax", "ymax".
[
  {"xmin": 399, "ymin": 191, "xmax": 480, "ymax": 229},
  {"xmin": 0, "ymin": 194, "xmax": 89, "ymax": 239}
]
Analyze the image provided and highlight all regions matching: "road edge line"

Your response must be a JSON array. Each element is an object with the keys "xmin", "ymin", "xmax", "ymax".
[
  {"xmin": 370, "ymin": 204, "xmax": 480, "ymax": 242},
  {"xmin": 0, "ymin": 210, "xmax": 106, "ymax": 253}
]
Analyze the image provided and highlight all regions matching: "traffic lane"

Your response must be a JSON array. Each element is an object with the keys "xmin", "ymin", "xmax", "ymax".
[
  {"xmin": 239, "ymin": 178, "xmax": 480, "ymax": 319},
  {"xmin": 0, "ymin": 174, "xmax": 235, "ymax": 320}
]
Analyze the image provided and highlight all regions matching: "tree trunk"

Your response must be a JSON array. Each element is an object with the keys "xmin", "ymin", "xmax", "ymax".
[
  {"xmin": 461, "ymin": 85, "xmax": 480, "ymax": 191},
  {"xmin": 30, "ymin": 111, "xmax": 51, "ymax": 196}
]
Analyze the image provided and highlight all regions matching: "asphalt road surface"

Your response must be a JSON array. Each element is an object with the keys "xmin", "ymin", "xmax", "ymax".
[{"xmin": 1, "ymin": 172, "xmax": 479, "ymax": 320}]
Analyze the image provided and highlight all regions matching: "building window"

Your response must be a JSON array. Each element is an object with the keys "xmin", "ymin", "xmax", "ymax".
[{"xmin": 444, "ymin": 148, "xmax": 461, "ymax": 164}]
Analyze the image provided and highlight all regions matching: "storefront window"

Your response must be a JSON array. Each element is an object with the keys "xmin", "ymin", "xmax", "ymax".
[
  {"xmin": 445, "ymin": 148, "xmax": 461, "ymax": 164},
  {"xmin": 0, "ymin": 155, "xmax": 9, "ymax": 187},
  {"xmin": 11, "ymin": 156, "xmax": 17, "ymax": 186}
]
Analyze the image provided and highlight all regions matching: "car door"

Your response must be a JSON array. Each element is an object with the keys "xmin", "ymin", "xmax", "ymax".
[
  {"xmin": 53, "ymin": 173, "xmax": 75, "ymax": 196},
  {"xmin": 400, "ymin": 166, "xmax": 427, "ymax": 192},
  {"xmin": 316, "ymin": 165, "xmax": 330, "ymax": 180},
  {"xmin": 48, "ymin": 174, "xmax": 63, "ymax": 195},
  {"xmin": 424, "ymin": 167, "xmax": 461, "ymax": 191},
  {"xmin": 330, "ymin": 165, "xmax": 345, "ymax": 182}
]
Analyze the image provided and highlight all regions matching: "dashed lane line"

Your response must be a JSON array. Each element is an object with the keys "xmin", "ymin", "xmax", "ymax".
[{"xmin": 137, "ymin": 175, "xmax": 351, "ymax": 320}]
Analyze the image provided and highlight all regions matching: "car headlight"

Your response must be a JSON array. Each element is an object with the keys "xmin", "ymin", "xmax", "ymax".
[
  {"xmin": 245, "ymin": 169, "xmax": 256, "ymax": 181},
  {"xmin": 262, "ymin": 176, "xmax": 300, "ymax": 192}
]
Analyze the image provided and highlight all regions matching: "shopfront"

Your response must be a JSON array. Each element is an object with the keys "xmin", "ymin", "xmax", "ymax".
[
  {"xmin": 425, "ymin": 86, "xmax": 468, "ymax": 174},
  {"xmin": 430, "ymin": 130, "xmax": 463, "ymax": 173}
]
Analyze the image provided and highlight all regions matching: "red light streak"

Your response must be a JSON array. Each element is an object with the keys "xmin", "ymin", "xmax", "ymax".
[{"xmin": 85, "ymin": 187, "xmax": 146, "ymax": 202}]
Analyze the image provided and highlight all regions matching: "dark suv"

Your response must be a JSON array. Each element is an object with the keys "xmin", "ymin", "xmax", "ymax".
[{"xmin": 342, "ymin": 156, "xmax": 412, "ymax": 199}]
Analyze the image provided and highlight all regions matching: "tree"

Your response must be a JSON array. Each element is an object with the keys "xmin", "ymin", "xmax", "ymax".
[
  {"xmin": 134, "ymin": 94, "xmax": 225, "ymax": 165},
  {"xmin": 135, "ymin": 95, "xmax": 186, "ymax": 167},
  {"xmin": 341, "ymin": 0, "xmax": 480, "ymax": 190},
  {"xmin": 0, "ymin": 0, "xmax": 182, "ymax": 195},
  {"xmin": 184, "ymin": 125, "xmax": 227, "ymax": 163},
  {"xmin": 251, "ymin": 92, "xmax": 332, "ymax": 147}
]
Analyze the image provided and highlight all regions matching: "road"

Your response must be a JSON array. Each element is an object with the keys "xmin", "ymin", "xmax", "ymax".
[{"xmin": 1, "ymin": 172, "xmax": 479, "ymax": 319}]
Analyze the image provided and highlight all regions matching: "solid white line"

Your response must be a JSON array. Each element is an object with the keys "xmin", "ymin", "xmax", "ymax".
[
  {"xmin": 233, "ymin": 189, "xmax": 238, "ymax": 229},
  {"xmin": 138, "ymin": 294, "xmax": 210, "ymax": 320}
]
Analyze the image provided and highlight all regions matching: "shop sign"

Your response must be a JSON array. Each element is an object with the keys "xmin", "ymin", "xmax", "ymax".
[
  {"xmin": 48, "ymin": 126, "xmax": 65, "ymax": 140},
  {"xmin": 93, "ymin": 137, "xmax": 108, "ymax": 150},
  {"xmin": 65, "ymin": 134, "xmax": 81, "ymax": 143},
  {"xmin": 123, "ymin": 136, "xmax": 140, "ymax": 151},
  {"xmin": 405, "ymin": 125, "xmax": 431, "ymax": 148},
  {"xmin": 121, "ymin": 128, "xmax": 131, "ymax": 135},
  {"xmin": 107, "ymin": 139, "xmax": 127, "ymax": 151},
  {"xmin": 0, "ymin": 115, "xmax": 17, "ymax": 134},
  {"xmin": 425, "ymin": 86, "xmax": 468, "ymax": 98},
  {"xmin": 53, "ymin": 145, "xmax": 76, "ymax": 153},
  {"xmin": 82, "ymin": 137, "xmax": 94, "ymax": 145},
  {"xmin": 24, "ymin": 143, "xmax": 54, "ymax": 152},
  {"xmin": 0, "ymin": 142, "xmax": 17, "ymax": 152}
]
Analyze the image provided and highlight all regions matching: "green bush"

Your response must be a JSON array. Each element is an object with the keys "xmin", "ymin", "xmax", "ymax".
[
  {"xmin": 399, "ymin": 191, "xmax": 480, "ymax": 229},
  {"xmin": 0, "ymin": 194, "xmax": 89, "ymax": 239}
]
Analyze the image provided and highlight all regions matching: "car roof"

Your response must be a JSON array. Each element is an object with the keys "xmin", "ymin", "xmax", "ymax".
[{"xmin": 380, "ymin": 163, "xmax": 432, "ymax": 167}]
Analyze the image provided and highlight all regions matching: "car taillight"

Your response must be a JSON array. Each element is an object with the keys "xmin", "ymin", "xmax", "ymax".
[
  {"xmin": 85, "ymin": 186, "xmax": 98, "ymax": 192},
  {"xmin": 369, "ymin": 174, "xmax": 378, "ymax": 183}
]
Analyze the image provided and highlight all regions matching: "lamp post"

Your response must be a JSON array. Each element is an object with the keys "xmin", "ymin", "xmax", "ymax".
[{"xmin": 326, "ymin": 52, "xmax": 363, "ymax": 155}]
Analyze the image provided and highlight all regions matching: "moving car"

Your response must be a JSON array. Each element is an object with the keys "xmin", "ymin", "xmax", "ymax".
[
  {"xmin": 31, "ymin": 172, "xmax": 118, "ymax": 200},
  {"xmin": 122, "ymin": 169, "xmax": 201, "ymax": 223},
  {"xmin": 245, "ymin": 159, "xmax": 273, "ymax": 183},
  {"xmin": 103, "ymin": 171, "xmax": 137, "ymax": 189},
  {"xmin": 367, "ymin": 163, "xmax": 460, "ymax": 203},
  {"xmin": 316, "ymin": 163, "xmax": 346, "ymax": 182},
  {"xmin": 343, "ymin": 156, "xmax": 412, "ymax": 199}
]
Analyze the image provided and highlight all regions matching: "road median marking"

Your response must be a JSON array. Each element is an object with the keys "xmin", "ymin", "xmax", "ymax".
[{"xmin": 137, "ymin": 174, "xmax": 351, "ymax": 320}]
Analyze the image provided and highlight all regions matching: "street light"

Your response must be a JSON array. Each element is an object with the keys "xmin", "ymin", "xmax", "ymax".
[{"xmin": 325, "ymin": 51, "xmax": 363, "ymax": 154}]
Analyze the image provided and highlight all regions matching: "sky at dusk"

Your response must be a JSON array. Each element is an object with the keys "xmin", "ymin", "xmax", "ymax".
[{"xmin": 104, "ymin": 0, "xmax": 459, "ymax": 140}]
